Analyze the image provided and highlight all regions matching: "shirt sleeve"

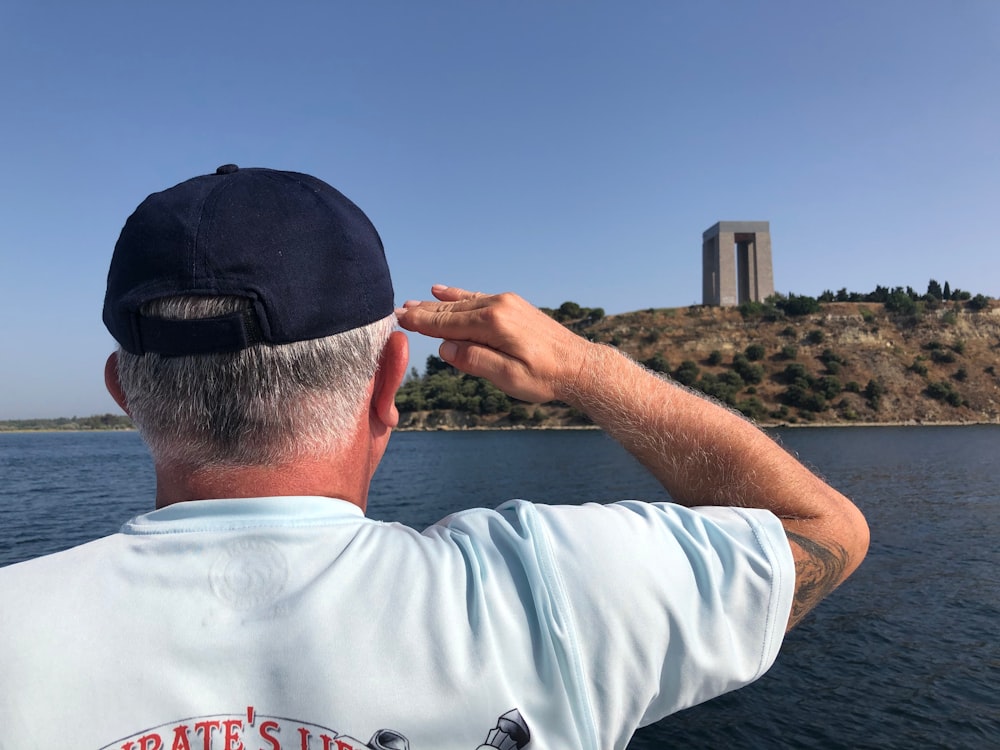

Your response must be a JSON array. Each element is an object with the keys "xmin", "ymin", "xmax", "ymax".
[{"xmin": 499, "ymin": 500, "xmax": 795, "ymax": 748}]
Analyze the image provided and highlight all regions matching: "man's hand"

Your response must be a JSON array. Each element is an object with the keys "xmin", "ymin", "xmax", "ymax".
[{"xmin": 395, "ymin": 285, "xmax": 593, "ymax": 404}]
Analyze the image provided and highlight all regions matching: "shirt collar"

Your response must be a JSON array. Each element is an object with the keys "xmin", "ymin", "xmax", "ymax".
[{"xmin": 121, "ymin": 496, "xmax": 365, "ymax": 535}]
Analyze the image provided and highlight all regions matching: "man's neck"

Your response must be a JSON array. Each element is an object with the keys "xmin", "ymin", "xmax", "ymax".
[{"xmin": 153, "ymin": 449, "xmax": 374, "ymax": 512}]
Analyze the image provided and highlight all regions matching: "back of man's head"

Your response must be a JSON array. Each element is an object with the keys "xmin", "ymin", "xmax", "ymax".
[{"xmin": 103, "ymin": 165, "xmax": 396, "ymax": 468}]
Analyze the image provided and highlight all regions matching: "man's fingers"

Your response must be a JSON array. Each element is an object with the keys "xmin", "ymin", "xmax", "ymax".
[
  {"xmin": 431, "ymin": 284, "xmax": 483, "ymax": 302},
  {"xmin": 396, "ymin": 289, "xmax": 511, "ymax": 342},
  {"xmin": 439, "ymin": 339, "xmax": 507, "ymax": 377}
]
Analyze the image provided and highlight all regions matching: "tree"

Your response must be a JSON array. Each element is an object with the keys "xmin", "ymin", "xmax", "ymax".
[
  {"xmin": 926, "ymin": 279, "xmax": 943, "ymax": 300},
  {"xmin": 425, "ymin": 355, "xmax": 453, "ymax": 375},
  {"xmin": 943, "ymin": 281, "xmax": 952, "ymax": 300},
  {"xmin": 556, "ymin": 301, "xmax": 582, "ymax": 321},
  {"xmin": 775, "ymin": 293, "xmax": 821, "ymax": 316},
  {"xmin": 885, "ymin": 290, "xmax": 916, "ymax": 314}
]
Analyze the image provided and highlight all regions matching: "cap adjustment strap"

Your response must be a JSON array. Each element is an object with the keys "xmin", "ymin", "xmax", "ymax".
[{"xmin": 135, "ymin": 309, "xmax": 263, "ymax": 356}]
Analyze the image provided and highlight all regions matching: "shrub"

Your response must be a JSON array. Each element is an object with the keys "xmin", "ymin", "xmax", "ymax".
[
  {"xmin": 732, "ymin": 355, "xmax": 765, "ymax": 384},
  {"xmin": 864, "ymin": 379, "xmax": 886, "ymax": 409},
  {"xmin": 696, "ymin": 374, "xmax": 738, "ymax": 405},
  {"xmin": 707, "ymin": 350, "xmax": 723, "ymax": 366},
  {"xmin": 673, "ymin": 360, "xmax": 700, "ymax": 386},
  {"xmin": 718, "ymin": 370, "xmax": 746, "ymax": 389},
  {"xmin": 779, "ymin": 344, "xmax": 798, "ymax": 360},
  {"xmin": 781, "ymin": 384, "xmax": 810, "ymax": 408},
  {"xmin": 926, "ymin": 381, "xmax": 963, "ymax": 407},
  {"xmin": 781, "ymin": 385, "xmax": 825, "ymax": 412},
  {"xmin": 839, "ymin": 404, "xmax": 860, "ymax": 421},
  {"xmin": 780, "ymin": 363, "xmax": 812, "ymax": 386},
  {"xmin": 819, "ymin": 349, "xmax": 846, "ymax": 367},
  {"xmin": 802, "ymin": 392, "xmax": 828, "ymax": 412},
  {"xmin": 806, "ymin": 329, "xmax": 825, "ymax": 344},
  {"xmin": 744, "ymin": 343, "xmax": 766, "ymax": 361},
  {"xmin": 967, "ymin": 294, "xmax": 990, "ymax": 311},
  {"xmin": 643, "ymin": 353, "xmax": 671, "ymax": 374},
  {"xmin": 739, "ymin": 300, "xmax": 768, "ymax": 318},
  {"xmin": 736, "ymin": 397, "xmax": 768, "ymax": 421},
  {"xmin": 815, "ymin": 376, "xmax": 843, "ymax": 400},
  {"xmin": 508, "ymin": 404, "xmax": 530, "ymax": 423}
]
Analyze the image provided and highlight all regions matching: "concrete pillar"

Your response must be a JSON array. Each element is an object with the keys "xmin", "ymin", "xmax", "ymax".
[{"xmin": 702, "ymin": 222, "xmax": 773, "ymax": 306}]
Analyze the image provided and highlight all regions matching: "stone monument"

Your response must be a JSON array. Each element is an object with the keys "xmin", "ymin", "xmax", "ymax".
[{"xmin": 702, "ymin": 221, "xmax": 773, "ymax": 306}]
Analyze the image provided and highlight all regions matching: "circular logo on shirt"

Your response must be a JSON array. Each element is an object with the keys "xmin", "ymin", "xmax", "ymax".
[{"xmin": 210, "ymin": 538, "xmax": 288, "ymax": 610}]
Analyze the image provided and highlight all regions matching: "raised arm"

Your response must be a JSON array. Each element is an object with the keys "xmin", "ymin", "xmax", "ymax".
[{"xmin": 396, "ymin": 286, "xmax": 869, "ymax": 630}]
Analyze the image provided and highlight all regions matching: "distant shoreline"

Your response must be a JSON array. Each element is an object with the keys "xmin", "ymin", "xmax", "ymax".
[{"xmin": 4, "ymin": 419, "xmax": 997, "ymax": 436}]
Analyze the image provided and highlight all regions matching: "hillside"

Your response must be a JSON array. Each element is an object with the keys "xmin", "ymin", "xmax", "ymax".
[{"xmin": 398, "ymin": 299, "xmax": 1000, "ymax": 428}]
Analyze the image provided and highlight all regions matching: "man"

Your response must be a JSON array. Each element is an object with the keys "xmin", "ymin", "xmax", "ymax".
[{"xmin": 0, "ymin": 165, "xmax": 868, "ymax": 750}]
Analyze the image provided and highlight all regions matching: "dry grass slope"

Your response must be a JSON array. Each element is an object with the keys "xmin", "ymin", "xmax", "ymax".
[{"xmin": 584, "ymin": 301, "xmax": 1000, "ymax": 426}]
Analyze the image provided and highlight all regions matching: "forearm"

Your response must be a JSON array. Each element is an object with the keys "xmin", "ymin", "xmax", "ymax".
[{"xmin": 564, "ymin": 342, "xmax": 840, "ymax": 517}]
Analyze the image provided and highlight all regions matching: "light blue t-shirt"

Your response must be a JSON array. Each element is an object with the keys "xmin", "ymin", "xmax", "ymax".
[{"xmin": 0, "ymin": 497, "xmax": 793, "ymax": 750}]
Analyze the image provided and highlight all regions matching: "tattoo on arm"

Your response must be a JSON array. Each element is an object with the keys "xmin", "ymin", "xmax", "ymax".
[{"xmin": 784, "ymin": 530, "xmax": 849, "ymax": 629}]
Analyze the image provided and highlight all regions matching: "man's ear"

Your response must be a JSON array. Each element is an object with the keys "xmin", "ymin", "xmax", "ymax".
[
  {"xmin": 371, "ymin": 331, "xmax": 409, "ymax": 429},
  {"xmin": 104, "ymin": 352, "xmax": 131, "ymax": 416}
]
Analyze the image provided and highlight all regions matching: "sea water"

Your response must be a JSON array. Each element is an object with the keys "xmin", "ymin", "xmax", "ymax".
[{"xmin": 1, "ymin": 426, "xmax": 998, "ymax": 748}]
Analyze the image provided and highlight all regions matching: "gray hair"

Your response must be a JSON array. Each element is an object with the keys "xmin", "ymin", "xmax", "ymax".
[{"xmin": 115, "ymin": 296, "xmax": 396, "ymax": 468}]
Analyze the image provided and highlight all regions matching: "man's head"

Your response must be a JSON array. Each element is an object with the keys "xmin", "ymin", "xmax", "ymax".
[{"xmin": 103, "ymin": 165, "xmax": 404, "ymax": 473}]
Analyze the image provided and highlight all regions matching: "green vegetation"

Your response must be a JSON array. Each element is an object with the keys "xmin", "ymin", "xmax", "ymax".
[
  {"xmin": 0, "ymin": 414, "xmax": 133, "ymax": 432},
  {"xmin": 395, "ymin": 356, "xmax": 513, "ymax": 415}
]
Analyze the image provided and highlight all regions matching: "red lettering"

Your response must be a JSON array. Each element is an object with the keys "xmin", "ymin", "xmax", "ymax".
[
  {"xmin": 195, "ymin": 720, "xmax": 222, "ymax": 750},
  {"xmin": 138, "ymin": 735, "xmax": 164, "ymax": 750},
  {"xmin": 171, "ymin": 726, "xmax": 193, "ymax": 750},
  {"xmin": 258, "ymin": 720, "xmax": 281, "ymax": 750},
  {"xmin": 121, "ymin": 743, "xmax": 135, "ymax": 750},
  {"xmin": 223, "ymin": 719, "xmax": 245, "ymax": 750},
  {"xmin": 334, "ymin": 741, "xmax": 355, "ymax": 750},
  {"xmin": 320, "ymin": 737, "xmax": 334, "ymax": 750},
  {"xmin": 298, "ymin": 727, "xmax": 311, "ymax": 750}
]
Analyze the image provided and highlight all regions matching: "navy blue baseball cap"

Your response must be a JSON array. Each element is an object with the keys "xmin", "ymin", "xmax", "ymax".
[{"xmin": 103, "ymin": 165, "xmax": 394, "ymax": 356}]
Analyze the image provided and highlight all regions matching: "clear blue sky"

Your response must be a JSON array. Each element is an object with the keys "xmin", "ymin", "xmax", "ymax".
[{"xmin": 2, "ymin": 1, "xmax": 998, "ymax": 419}]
